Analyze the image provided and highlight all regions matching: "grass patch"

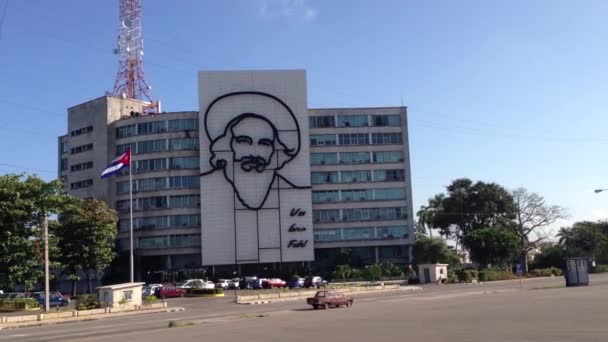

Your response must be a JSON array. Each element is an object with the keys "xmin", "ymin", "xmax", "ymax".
[{"xmin": 168, "ymin": 320, "xmax": 195, "ymax": 328}]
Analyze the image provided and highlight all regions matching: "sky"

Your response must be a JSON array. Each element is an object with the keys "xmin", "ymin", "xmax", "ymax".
[{"xmin": 1, "ymin": 0, "xmax": 607, "ymax": 236}]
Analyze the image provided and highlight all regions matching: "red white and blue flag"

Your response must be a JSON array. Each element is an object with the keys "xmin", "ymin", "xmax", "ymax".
[{"xmin": 101, "ymin": 148, "xmax": 131, "ymax": 178}]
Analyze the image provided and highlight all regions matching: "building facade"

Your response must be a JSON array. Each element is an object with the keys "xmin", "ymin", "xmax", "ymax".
[{"xmin": 58, "ymin": 70, "xmax": 414, "ymax": 280}]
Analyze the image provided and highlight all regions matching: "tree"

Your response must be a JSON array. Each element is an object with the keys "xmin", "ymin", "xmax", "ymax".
[
  {"xmin": 55, "ymin": 198, "xmax": 118, "ymax": 294},
  {"xmin": 333, "ymin": 264, "xmax": 352, "ymax": 281},
  {"xmin": 531, "ymin": 246, "xmax": 570, "ymax": 269},
  {"xmin": 511, "ymin": 188, "xmax": 568, "ymax": 274},
  {"xmin": 558, "ymin": 221, "xmax": 608, "ymax": 262},
  {"xmin": 416, "ymin": 194, "xmax": 445, "ymax": 239},
  {"xmin": 412, "ymin": 237, "xmax": 460, "ymax": 266},
  {"xmin": 0, "ymin": 174, "xmax": 66, "ymax": 290},
  {"xmin": 463, "ymin": 227, "xmax": 519, "ymax": 268},
  {"xmin": 363, "ymin": 264, "xmax": 382, "ymax": 281}
]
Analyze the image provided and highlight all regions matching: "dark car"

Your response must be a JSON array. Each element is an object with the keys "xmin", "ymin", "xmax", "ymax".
[
  {"xmin": 288, "ymin": 277, "xmax": 305, "ymax": 289},
  {"xmin": 154, "ymin": 287, "xmax": 185, "ymax": 298},
  {"xmin": 304, "ymin": 276, "xmax": 328, "ymax": 288},
  {"xmin": 31, "ymin": 292, "xmax": 69, "ymax": 307},
  {"xmin": 306, "ymin": 291, "xmax": 353, "ymax": 310}
]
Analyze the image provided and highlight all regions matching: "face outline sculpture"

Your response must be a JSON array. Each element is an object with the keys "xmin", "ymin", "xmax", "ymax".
[{"xmin": 202, "ymin": 92, "xmax": 306, "ymax": 210}]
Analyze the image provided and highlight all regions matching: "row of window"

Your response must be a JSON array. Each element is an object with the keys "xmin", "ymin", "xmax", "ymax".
[
  {"xmin": 71, "ymin": 125, "xmax": 93, "ymax": 137},
  {"xmin": 71, "ymin": 143, "xmax": 93, "ymax": 154},
  {"xmin": 310, "ymin": 151, "xmax": 404, "ymax": 165},
  {"xmin": 309, "ymin": 114, "xmax": 401, "ymax": 128},
  {"xmin": 119, "ymin": 214, "xmax": 200, "ymax": 232},
  {"xmin": 117, "ymin": 176, "xmax": 200, "ymax": 194},
  {"xmin": 314, "ymin": 225, "xmax": 408, "ymax": 242},
  {"xmin": 312, "ymin": 187, "xmax": 405, "ymax": 203},
  {"xmin": 310, "ymin": 133, "xmax": 402, "ymax": 146},
  {"xmin": 70, "ymin": 161, "xmax": 93, "ymax": 172},
  {"xmin": 70, "ymin": 179, "xmax": 93, "ymax": 190},
  {"xmin": 116, "ymin": 119, "xmax": 199, "ymax": 138},
  {"xmin": 137, "ymin": 234, "xmax": 201, "ymax": 250},
  {"xmin": 312, "ymin": 207, "xmax": 408, "ymax": 223},
  {"xmin": 116, "ymin": 195, "xmax": 200, "ymax": 212},
  {"xmin": 311, "ymin": 169, "xmax": 405, "ymax": 185},
  {"xmin": 116, "ymin": 157, "xmax": 200, "ymax": 176},
  {"xmin": 117, "ymin": 138, "xmax": 198, "ymax": 155}
]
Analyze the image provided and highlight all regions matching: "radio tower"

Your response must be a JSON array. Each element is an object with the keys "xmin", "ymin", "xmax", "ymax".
[{"xmin": 111, "ymin": 0, "xmax": 159, "ymax": 111}]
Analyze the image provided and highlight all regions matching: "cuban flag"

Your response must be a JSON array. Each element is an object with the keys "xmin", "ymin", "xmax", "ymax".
[{"xmin": 101, "ymin": 148, "xmax": 131, "ymax": 178}]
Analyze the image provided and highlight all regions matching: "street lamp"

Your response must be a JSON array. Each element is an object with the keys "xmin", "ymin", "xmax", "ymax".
[
  {"xmin": 594, "ymin": 189, "xmax": 608, "ymax": 194},
  {"xmin": 233, "ymin": 271, "xmax": 238, "ymax": 304}
]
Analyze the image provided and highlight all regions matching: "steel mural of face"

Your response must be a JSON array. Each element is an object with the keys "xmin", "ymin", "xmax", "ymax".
[{"xmin": 201, "ymin": 92, "xmax": 307, "ymax": 210}]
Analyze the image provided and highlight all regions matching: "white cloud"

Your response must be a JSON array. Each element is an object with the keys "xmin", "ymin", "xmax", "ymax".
[{"xmin": 257, "ymin": 0, "xmax": 319, "ymax": 22}]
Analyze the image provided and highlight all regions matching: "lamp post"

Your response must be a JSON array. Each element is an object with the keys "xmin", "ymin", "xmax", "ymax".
[{"xmin": 233, "ymin": 271, "xmax": 238, "ymax": 303}]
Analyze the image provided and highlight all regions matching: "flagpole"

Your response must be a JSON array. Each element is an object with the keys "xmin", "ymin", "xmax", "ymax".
[{"xmin": 129, "ymin": 153, "xmax": 134, "ymax": 283}]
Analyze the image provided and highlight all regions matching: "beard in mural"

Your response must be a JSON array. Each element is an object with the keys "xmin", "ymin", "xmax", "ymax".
[{"xmin": 201, "ymin": 92, "xmax": 306, "ymax": 210}]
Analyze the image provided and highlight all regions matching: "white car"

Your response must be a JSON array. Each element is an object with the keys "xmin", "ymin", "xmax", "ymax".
[
  {"xmin": 176, "ymin": 279, "xmax": 214, "ymax": 289},
  {"xmin": 142, "ymin": 284, "xmax": 162, "ymax": 297},
  {"xmin": 215, "ymin": 279, "xmax": 231, "ymax": 289}
]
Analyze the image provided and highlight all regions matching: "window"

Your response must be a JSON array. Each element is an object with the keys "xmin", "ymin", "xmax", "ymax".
[
  {"xmin": 371, "ymin": 133, "xmax": 402, "ymax": 145},
  {"xmin": 342, "ymin": 207, "xmax": 407, "ymax": 221},
  {"xmin": 137, "ymin": 121, "xmax": 167, "ymax": 134},
  {"xmin": 61, "ymin": 158, "xmax": 68, "ymax": 171},
  {"xmin": 168, "ymin": 119, "xmax": 198, "ymax": 131},
  {"xmin": 122, "ymin": 290, "xmax": 133, "ymax": 301},
  {"xmin": 373, "ymin": 151, "xmax": 403, "ymax": 163},
  {"xmin": 137, "ymin": 177, "xmax": 167, "ymax": 192},
  {"xmin": 340, "ymin": 170, "xmax": 371, "ymax": 183},
  {"xmin": 117, "ymin": 143, "xmax": 135, "ymax": 155},
  {"xmin": 169, "ymin": 176, "xmax": 199, "ymax": 189},
  {"xmin": 310, "ymin": 134, "xmax": 337, "ymax": 146},
  {"xmin": 116, "ymin": 181, "xmax": 130, "ymax": 194},
  {"xmin": 311, "ymin": 172, "xmax": 339, "ymax": 184},
  {"xmin": 341, "ymin": 189, "xmax": 373, "ymax": 201},
  {"xmin": 71, "ymin": 125, "xmax": 93, "ymax": 137},
  {"xmin": 116, "ymin": 200, "xmax": 130, "ymax": 212},
  {"xmin": 379, "ymin": 245, "xmax": 408, "ymax": 258},
  {"xmin": 60, "ymin": 142, "xmax": 68, "ymax": 154},
  {"xmin": 310, "ymin": 153, "xmax": 338, "ymax": 165},
  {"xmin": 373, "ymin": 169, "xmax": 405, "ymax": 182},
  {"xmin": 374, "ymin": 188, "xmax": 406, "ymax": 200},
  {"xmin": 71, "ymin": 143, "xmax": 93, "ymax": 154},
  {"xmin": 137, "ymin": 139, "xmax": 168, "ymax": 154},
  {"xmin": 372, "ymin": 114, "xmax": 401, "ymax": 127},
  {"xmin": 338, "ymin": 133, "xmax": 369, "ymax": 145},
  {"xmin": 138, "ymin": 236, "xmax": 169, "ymax": 249},
  {"xmin": 314, "ymin": 229, "xmax": 341, "ymax": 242},
  {"xmin": 312, "ymin": 190, "xmax": 340, "ymax": 203},
  {"xmin": 70, "ymin": 161, "xmax": 93, "ymax": 172},
  {"xmin": 116, "ymin": 124, "xmax": 136, "ymax": 138},
  {"xmin": 339, "ymin": 152, "xmax": 370, "ymax": 164},
  {"xmin": 170, "ymin": 234, "xmax": 201, "ymax": 248},
  {"xmin": 169, "ymin": 195, "xmax": 200, "ymax": 208},
  {"xmin": 170, "ymin": 214, "xmax": 200, "ymax": 227},
  {"xmin": 169, "ymin": 138, "xmax": 198, "ymax": 151},
  {"xmin": 337, "ymin": 115, "xmax": 368, "ymax": 127},
  {"xmin": 138, "ymin": 196, "xmax": 168, "ymax": 210},
  {"xmin": 70, "ymin": 179, "xmax": 93, "ymax": 189},
  {"xmin": 376, "ymin": 225, "xmax": 408, "ymax": 239},
  {"xmin": 343, "ymin": 227, "xmax": 374, "ymax": 240},
  {"xmin": 309, "ymin": 116, "xmax": 335, "ymax": 128},
  {"xmin": 312, "ymin": 209, "xmax": 341, "ymax": 223},
  {"xmin": 170, "ymin": 157, "xmax": 199, "ymax": 169},
  {"xmin": 136, "ymin": 158, "xmax": 167, "ymax": 173}
]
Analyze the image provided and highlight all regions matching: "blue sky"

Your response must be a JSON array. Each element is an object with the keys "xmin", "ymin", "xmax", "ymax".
[{"xmin": 1, "ymin": 0, "xmax": 607, "ymax": 234}]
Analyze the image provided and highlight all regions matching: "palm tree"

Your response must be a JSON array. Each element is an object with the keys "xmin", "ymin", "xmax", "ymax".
[{"xmin": 556, "ymin": 227, "xmax": 573, "ymax": 247}]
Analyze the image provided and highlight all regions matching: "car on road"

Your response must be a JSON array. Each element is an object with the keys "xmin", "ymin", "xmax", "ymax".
[
  {"xmin": 143, "ymin": 284, "xmax": 163, "ymax": 297},
  {"xmin": 228, "ymin": 278, "xmax": 240, "ymax": 289},
  {"xmin": 215, "ymin": 279, "xmax": 231, "ymax": 289},
  {"xmin": 155, "ymin": 287, "xmax": 185, "ymax": 298},
  {"xmin": 176, "ymin": 279, "xmax": 215, "ymax": 289},
  {"xmin": 307, "ymin": 291, "xmax": 353, "ymax": 310},
  {"xmin": 289, "ymin": 277, "xmax": 305, "ymax": 289},
  {"xmin": 263, "ymin": 278, "xmax": 287, "ymax": 289},
  {"xmin": 31, "ymin": 292, "xmax": 70, "ymax": 307},
  {"xmin": 304, "ymin": 276, "xmax": 328, "ymax": 288}
]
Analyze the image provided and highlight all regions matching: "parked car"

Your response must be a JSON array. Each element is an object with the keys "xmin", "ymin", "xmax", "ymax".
[
  {"xmin": 176, "ymin": 279, "xmax": 214, "ymax": 289},
  {"xmin": 304, "ymin": 276, "xmax": 328, "ymax": 288},
  {"xmin": 239, "ymin": 277, "xmax": 258, "ymax": 289},
  {"xmin": 155, "ymin": 287, "xmax": 185, "ymax": 298},
  {"xmin": 228, "ymin": 278, "xmax": 240, "ymax": 289},
  {"xmin": 215, "ymin": 279, "xmax": 231, "ymax": 289},
  {"xmin": 143, "ymin": 284, "xmax": 163, "ymax": 297},
  {"xmin": 289, "ymin": 277, "xmax": 305, "ymax": 289},
  {"xmin": 31, "ymin": 292, "xmax": 70, "ymax": 307},
  {"xmin": 306, "ymin": 291, "xmax": 353, "ymax": 310},
  {"xmin": 263, "ymin": 278, "xmax": 287, "ymax": 289}
]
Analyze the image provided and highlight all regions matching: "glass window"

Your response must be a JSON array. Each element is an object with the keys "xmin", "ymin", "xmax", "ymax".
[
  {"xmin": 371, "ymin": 133, "xmax": 402, "ymax": 145},
  {"xmin": 312, "ymin": 209, "xmax": 341, "ymax": 223},
  {"xmin": 138, "ymin": 236, "xmax": 169, "ymax": 249},
  {"xmin": 340, "ymin": 170, "xmax": 371, "ymax": 183},
  {"xmin": 372, "ymin": 151, "xmax": 403, "ymax": 163},
  {"xmin": 310, "ymin": 153, "xmax": 338, "ymax": 165},
  {"xmin": 169, "ymin": 138, "xmax": 198, "ymax": 151},
  {"xmin": 138, "ymin": 196, "xmax": 168, "ymax": 210},
  {"xmin": 314, "ymin": 229, "xmax": 341, "ymax": 242},
  {"xmin": 168, "ymin": 119, "xmax": 198, "ymax": 131},
  {"xmin": 116, "ymin": 124, "xmax": 136, "ymax": 138},
  {"xmin": 170, "ymin": 214, "xmax": 201, "ymax": 227},
  {"xmin": 134, "ymin": 139, "xmax": 167, "ymax": 154},
  {"xmin": 310, "ymin": 134, "xmax": 337, "ymax": 146},
  {"xmin": 312, "ymin": 190, "xmax": 339, "ymax": 203},
  {"xmin": 71, "ymin": 143, "xmax": 93, "ymax": 154},
  {"xmin": 136, "ymin": 158, "xmax": 167, "ymax": 173},
  {"xmin": 339, "ymin": 152, "xmax": 370, "ymax": 164},
  {"xmin": 342, "ymin": 207, "xmax": 407, "ymax": 221},
  {"xmin": 338, "ymin": 133, "xmax": 369, "ymax": 145},
  {"xmin": 117, "ymin": 143, "xmax": 135, "ymax": 155},
  {"xmin": 341, "ymin": 189, "xmax": 373, "ymax": 201},
  {"xmin": 337, "ymin": 115, "xmax": 368, "ymax": 127},
  {"xmin": 379, "ymin": 245, "xmax": 408, "ymax": 258},
  {"xmin": 311, "ymin": 172, "xmax": 339, "ymax": 184},
  {"xmin": 60, "ymin": 142, "xmax": 69, "ymax": 154},
  {"xmin": 61, "ymin": 158, "xmax": 68, "ymax": 171},
  {"xmin": 71, "ymin": 125, "xmax": 93, "ymax": 137},
  {"xmin": 373, "ymin": 169, "xmax": 405, "ymax": 182},
  {"xmin": 343, "ymin": 227, "xmax": 374, "ymax": 240},
  {"xmin": 116, "ymin": 181, "xmax": 130, "ymax": 194},
  {"xmin": 309, "ymin": 116, "xmax": 335, "ymax": 128},
  {"xmin": 137, "ymin": 121, "xmax": 167, "ymax": 134},
  {"xmin": 70, "ymin": 179, "xmax": 93, "ymax": 189},
  {"xmin": 170, "ymin": 157, "xmax": 199, "ymax": 169},
  {"xmin": 170, "ymin": 234, "xmax": 201, "ymax": 248},
  {"xmin": 116, "ymin": 200, "xmax": 130, "ymax": 212},
  {"xmin": 374, "ymin": 188, "xmax": 406, "ymax": 200},
  {"xmin": 372, "ymin": 114, "xmax": 401, "ymax": 127},
  {"xmin": 169, "ymin": 176, "xmax": 200, "ymax": 189},
  {"xmin": 169, "ymin": 195, "xmax": 200, "ymax": 208},
  {"xmin": 138, "ymin": 177, "xmax": 167, "ymax": 192},
  {"xmin": 376, "ymin": 225, "xmax": 408, "ymax": 239}
]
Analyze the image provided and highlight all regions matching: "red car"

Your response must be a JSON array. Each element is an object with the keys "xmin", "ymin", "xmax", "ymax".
[
  {"xmin": 263, "ymin": 278, "xmax": 287, "ymax": 288},
  {"xmin": 155, "ymin": 287, "xmax": 185, "ymax": 298},
  {"xmin": 307, "ymin": 291, "xmax": 353, "ymax": 309}
]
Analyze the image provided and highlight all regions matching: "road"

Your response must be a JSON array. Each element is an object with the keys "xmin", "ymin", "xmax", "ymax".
[{"xmin": 1, "ymin": 274, "xmax": 607, "ymax": 342}]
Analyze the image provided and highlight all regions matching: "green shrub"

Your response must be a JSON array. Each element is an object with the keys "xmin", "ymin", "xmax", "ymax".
[
  {"xmin": 75, "ymin": 294, "xmax": 100, "ymax": 310},
  {"xmin": 143, "ymin": 295, "xmax": 158, "ymax": 304},
  {"xmin": 479, "ymin": 270, "xmax": 516, "ymax": 282},
  {"xmin": 529, "ymin": 268, "xmax": 553, "ymax": 277},
  {"xmin": 363, "ymin": 264, "xmax": 382, "ymax": 281},
  {"xmin": 456, "ymin": 269, "xmax": 478, "ymax": 283},
  {"xmin": 0, "ymin": 298, "xmax": 39, "ymax": 311},
  {"xmin": 590, "ymin": 265, "xmax": 608, "ymax": 273},
  {"xmin": 550, "ymin": 267, "xmax": 563, "ymax": 276},
  {"xmin": 186, "ymin": 288, "xmax": 224, "ymax": 296}
]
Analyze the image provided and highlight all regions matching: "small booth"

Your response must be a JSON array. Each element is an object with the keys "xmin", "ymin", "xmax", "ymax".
[
  {"xmin": 564, "ymin": 257, "xmax": 589, "ymax": 287},
  {"xmin": 418, "ymin": 264, "xmax": 448, "ymax": 284},
  {"xmin": 97, "ymin": 282, "xmax": 145, "ymax": 308}
]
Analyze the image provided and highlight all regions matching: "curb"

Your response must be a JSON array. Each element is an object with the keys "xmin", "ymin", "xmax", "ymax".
[{"xmin": 239, "ymin": 301, "xmax": 271, "ymax": 305}]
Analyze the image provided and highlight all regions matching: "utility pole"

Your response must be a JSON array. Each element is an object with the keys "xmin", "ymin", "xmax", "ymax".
[{"xmin": 43, "ymin": 214, "xmax": 50, "ymax": 312}]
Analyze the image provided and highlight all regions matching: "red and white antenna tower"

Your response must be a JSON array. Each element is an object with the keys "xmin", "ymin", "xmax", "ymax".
[{"xmin": 111, "ymin": 0, "xmax": 159, "ymax": 111}]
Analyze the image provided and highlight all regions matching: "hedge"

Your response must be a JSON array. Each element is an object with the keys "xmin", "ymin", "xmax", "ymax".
[
  {"xmin": 456, "ymin": 269, "xmax": 478, "ymax": 283},
  {"xmin": 478, "ymin": 270, "xmax": 517, "ymax": 282},
  {"xmin": 0, "ymin": 298, "xmax": 39, "ymax": 311},
  {"xmin": 186, "ymin": 288, "xmax": 225, "ymax": 297},
  {"xmin": 529, "ymin": 267, "xmax": 562, "ymax": 277},
  {"xmin": 75, "ymin": 294, "xmax": 100, "ymax": 310},
  {"xmin": 590, "ymin": 265, "xmax": 608, "ymax": 273}
]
